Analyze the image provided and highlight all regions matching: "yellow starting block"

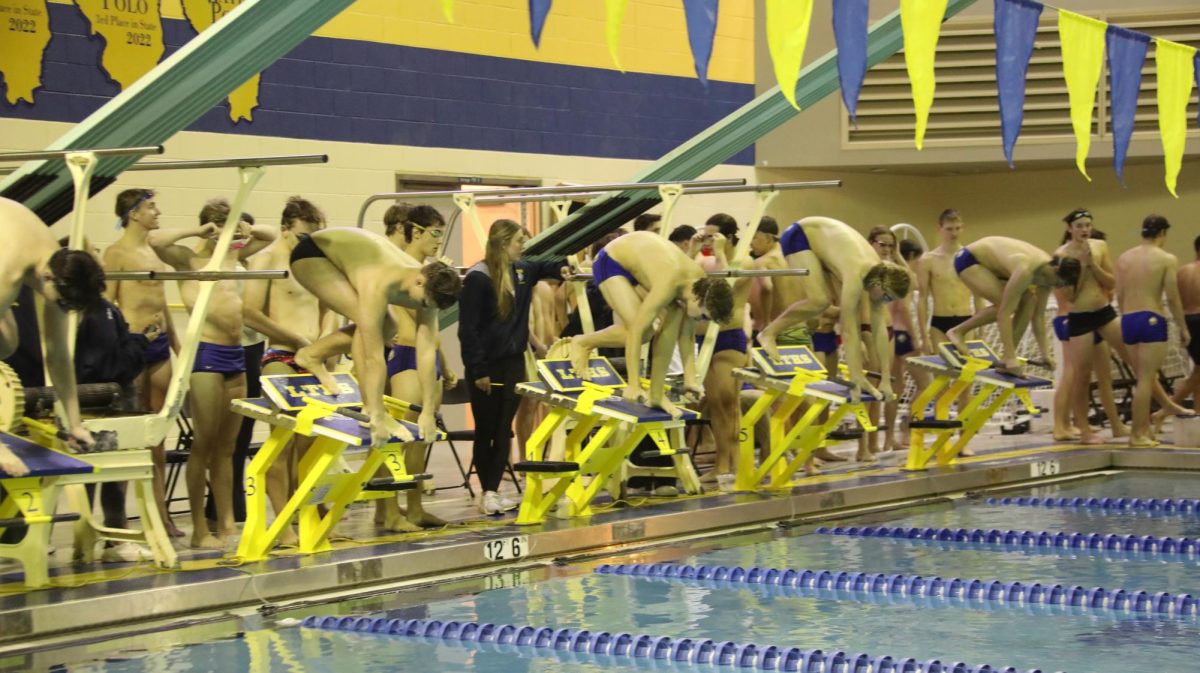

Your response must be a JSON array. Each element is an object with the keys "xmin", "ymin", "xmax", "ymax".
[
  {"xmin": 0, "ymin": 431, "xmax": 92, "ymax": 587},
  {"xmin": 904, "ymin": 340, "xmax": 1050, "ymax": 470},
  {"xmin": 733, "ymin": 346, "xmax": 878, "ymax": 491},
  {"xmin": 513, "ymin": 357, "xmax": 700, "ymax": 525},
  {"xmin": 232, "ymin": 373, "xmax": 444, "ymax": 561}
]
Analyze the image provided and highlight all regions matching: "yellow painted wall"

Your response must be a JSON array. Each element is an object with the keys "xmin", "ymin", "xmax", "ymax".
[{"xmin": 48, "ymin": 0, "xmax": 755, "ymax": 83}]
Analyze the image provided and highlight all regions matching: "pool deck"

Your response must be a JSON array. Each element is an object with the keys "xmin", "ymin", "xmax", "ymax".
[{"xmin": 2, "ymin": 439, "xmax": 1199, "ymax": 649}]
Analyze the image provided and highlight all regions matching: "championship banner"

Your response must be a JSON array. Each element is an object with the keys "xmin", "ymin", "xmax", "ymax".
[
  {"xmin": 0, "ymin": 0, "xmax": 51, "ymax": 104},
  {"xmin": 1105, "ymin": 26, "xmax": 1149, "ymax": 186},
  {"xmin": 605, "ymin": 0, "xmax": 628, "ymax": 71},
  {"xmin": 900, "ymin": 0, "xmax": 948, "ymax": 150},
  {"xmin": 528, "ymin": 0, "xmax": 551, "ymax": 47},
  {"xmin": 74, "ymin": 0, "xmax": 164, "ymax": 90},
  {"xmin": 765, "ymin": 0, "xmax": 813, "ymax": 110},
  {"xmin": 181, "ymin": 0, "xmax": 258, "ymax": 122},
  {"xmin": 1155, "ymin": 38, "xmax": 1197, "ymax": 198},
  {"xmin": 1057, "ymin": 10, "xmax": 1106, "ymax": 182},
  {"xmin": 682, "ymin": 0, "xmax": 718, "ymax": 87},
  {"xmin": 832, "ymin": 0, "xmax": 868, "ymax": 125},
  {"xmin": 994, "ymin": 0, "xmax": 1042, "ymax": 168}
]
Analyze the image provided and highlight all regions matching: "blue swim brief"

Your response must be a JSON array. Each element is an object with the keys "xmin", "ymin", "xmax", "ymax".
[
  {"xmin": 592, "ymin": 249, "xmax": 638, "ymax": 287},
  {"xmin": 892, "ymin": 329, "xmax": 915, "ymax": 357},
  {"xmin": 1121, "ymin": 311, "xmax": 1168, "ymax": 345},
  {"xmin": 1052, "ymin": 316, "xmax": 1101, "ymax": 344},
  {"xmin": 193, "ymin": 342, "xmax": 245, "ymax": 376},
  {"xmin": 952, "ymin": 247, "xmax": 979, "ymax": 275},
  {"xmin": 387, "ymin": 344, "xmax": 443, "ymax": 379},
  {"xmin": 780, "ymin": 222, "xmax": 811, "ymax": 257},
  {"xmin": 811, "ymin": 331, "xmax": 838, "ymax": 355},
  {"xmin": 144, "ymin": 332, "xmax": 170, "ymax": 365},
  {"xmin": 697, "ymin": 329, "xmax": 748, "ymax": 355}
]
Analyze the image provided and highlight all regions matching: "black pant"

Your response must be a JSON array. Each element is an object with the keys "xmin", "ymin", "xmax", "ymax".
[
  {"xmin": 205, "ymin": 340, "xmax": 262, "ymax": 523},
  {"xmin": 468, "ymin": 354, "xmax": 526, "ymax": 493}
]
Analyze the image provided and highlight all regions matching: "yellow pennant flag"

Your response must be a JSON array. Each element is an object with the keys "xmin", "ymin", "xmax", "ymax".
[
  {"xmin": 605, "ymin": 0, "xmax": 629, "ymax": 71},
  {"xmin": 1155, "ymin": 39, "xmax": 1197, "ymax": 198},
  {"xmin": 1057, "ymin": 10, "xmax": 1106, "ymax": 181},
  {"xmin": 440, "ymin": 0, "xmax": 454, "ymax": 22},
  {"xmin": 900, "ymin": 0, "xmax": 948, "ymax": 150},
  {"xmin": 765, "ymin": 0, "xmax": 814, "ymax": 110}
]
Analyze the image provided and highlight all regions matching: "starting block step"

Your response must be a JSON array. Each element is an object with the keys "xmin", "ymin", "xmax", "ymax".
[
  {"xmin": 513, "ymin": 461, "xmax": 580, "ymax": 473},
  {"xmin": 910, "ymin": 419, "xmax": 964, "ymax": 429},
  {"xmin": 362, "ymin": 474, "xmax": 432, "ymax": 492},
  {"xmin": 828, "ymin": 429, "xmax": 864, "ymax": 441},
  {"xmin": 0, "ymin": 512, "xmax": 81, "ymax": 529}
]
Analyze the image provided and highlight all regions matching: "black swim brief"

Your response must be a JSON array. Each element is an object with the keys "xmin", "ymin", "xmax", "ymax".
[
  {"xmin": 289, "ymin": 234, "xmax": 327, "ymax": 264},
  {"xmin": 1067, "ymin": 305, "xmax": 1117, "ymax": 338}
]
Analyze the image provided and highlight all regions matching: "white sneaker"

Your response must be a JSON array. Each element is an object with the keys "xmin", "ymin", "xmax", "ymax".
[
  {"xmin": 554, "ymin": 496, "xmax": 572, "ymax": 519},
  {"xmin": 480, "ymin": 491, "xmax": 503, "ymax": 515},
  {"xmin": 498, "ymin": 495, "xmax": 519, "ymax": 512},
  {"xmin": 101, "ymin": 542, "xmax": 153, "ymax": 563},
  {"xmin": 653, "ymin": 484, "xmax": 679, "ymax": 497}
]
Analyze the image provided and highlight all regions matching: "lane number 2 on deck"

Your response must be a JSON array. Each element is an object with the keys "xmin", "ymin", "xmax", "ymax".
[
  {"xmin": 483, "ymin": 536, "xmax": 529, "ymax": 561},
  {"xmin": 1030, "ymin": 459, "xmax": 1061, "ymax": 478}
]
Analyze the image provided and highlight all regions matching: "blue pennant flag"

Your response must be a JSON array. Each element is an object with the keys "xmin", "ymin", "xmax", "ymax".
[
  {"xmin": 995, "ymin": 0, "xmax": 1043, "ymax": 167},
  {"xmin": 682, "ymin": 0, "xmax": 719, "ymax": 86},
  {"xmin": 832, "ymin": 0, "xmax": 869, "ymax": 125},
  {"xmin": 1106, "ymin": 26, "xmax": 1150, "ymax": 186},
  {"xmin": 529, "ymin": 0, "xmax": 553, "ymax": 47}
]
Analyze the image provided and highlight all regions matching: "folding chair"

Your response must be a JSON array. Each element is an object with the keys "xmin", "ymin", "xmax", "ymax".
[{"xmin": 423, "ymin": 379, "xmax": 521, "ymax": 497}]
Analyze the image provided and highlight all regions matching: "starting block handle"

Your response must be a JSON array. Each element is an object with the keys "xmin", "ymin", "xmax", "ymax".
[
  {"xmin": 296, "ymin": 396, "xmax": 342, "ymax": 435},
  {"xmin": 577, "ymin": 382, "xmax": 617, "ymax": 416}
]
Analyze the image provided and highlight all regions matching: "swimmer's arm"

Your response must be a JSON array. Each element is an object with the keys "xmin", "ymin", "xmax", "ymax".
[
  {"xmin": 997, "ymin": 266, "xmax": 1037, "ymax": 359},
  {"xmin": 415, "ymin": 307, "xmax": 440, "ymax": 413},
  {"xmin": 40, "ymin": 301, "xmax": 84, "ymax": 433},
  {"xmin": 148, "ymin": 229, "xmax": 203, "ymax": 270},
  {"xmin": 1090, "ymin": 241, "xmax": 1116, "ymax": 293},
  {"xmin": 915, "ymin": 258, "xmax": 931, "ymax": 347},
  {"xmin": 838, "ymin": 281, "xmax": 868, "ymax": 384},
  {"xmin": 100, "ymin": 247, "xmax": 122, "ymax": 303},
  {"xmin": 679, "ymin": 314, "xmax": 698, "ymax": 388},
  {"xmin": 624, "ymin": 285, "xmax": 676, "ymax": 392},
  {"xmin": 242, "ymin": 255, "xmax": 305, "ymax": 350},
  {"xmin": 353, "ymin": 283, "xmax": 390, "ymax": 420},
  {"xmin": 1164, "ymin": 257, "xmax": 1189, "ymax": 345},
  {"xmin": 1031, "ymin": 286, "xmax": 1054, "ymax": 364},
  {"xmin": 649, "ymin": 305, "xmax": 683, "ymax": 402},
  {"xmin": 237, "ymin": 224, "xmax": 277, "ymax": 261},
  {"xmin": 532, "ymin": 259, "xmax": 567, "ymax": 284},
  {"xmin": 869, "ymin": 301, "xmax": 892, "ymax": 392}
]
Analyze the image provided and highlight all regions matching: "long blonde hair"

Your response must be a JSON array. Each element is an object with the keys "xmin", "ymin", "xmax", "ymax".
[{"xmin": 486, "ymin": 219, "xmax": 524, "ymax": 320}]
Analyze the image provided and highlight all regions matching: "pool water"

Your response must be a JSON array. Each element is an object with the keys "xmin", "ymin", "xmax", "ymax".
[{"xmin": 52, "ymin": 472, "xmax": 1200, "ymax": 673}]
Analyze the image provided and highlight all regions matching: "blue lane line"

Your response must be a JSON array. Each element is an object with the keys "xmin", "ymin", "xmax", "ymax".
[
  {"xmin": 596, "ymin": 563, "xmax": 1199, "ymax": 621},
  {"xmin": 301, "ymin": 615, "xmax": 1052, "ymax": 672},
  {"xmin": 817, "ymin": 525, "xmax": 1200, "ymax": 563},
  {"xmin": 987, "ymin": 496, "xmax": 1200, "ymax": 516}
]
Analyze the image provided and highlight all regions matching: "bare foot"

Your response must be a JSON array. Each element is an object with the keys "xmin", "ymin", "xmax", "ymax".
[
  {"xmin": 812, "ymin": 447, "xmax": 848, "ymax": 462},
  {"xmin": 0, "ymin": 445, "xmax": 29, "ymax": 477},
  {"xmin": 805, "ymin": 458, "xmax": 820, "ymax": 477},
  {"xmin": 945, "ymin": 328, "xmax": 969, "ymax": 358},
  {"xmin": 1079, "ymin": 435, "xmax": 1105, "ymax": 446},
  {"xmin": 383, "ymin": 514, "xmax": 422, "ymax": 533},
  {"xmin": 756, "ymin": 331, "xmax": 781, "ymax": 364},
  {"xmin": 408, "ymin": 510, "xmax": 447, "ymax": 529},
  {"xmin": 1129, "ymin": 436, "xmax": 1160, "ymax": 448},
  {"xmin": 566, "ymin": 338, "xmax": 592, "ymax": 380},
  {"xmin": 1052, "ymin": 429, "xmax": 1081, "ymax": 442},
  {"xmin": 166, "ymin": 522, "xmax": 186, "ymax": 538},
  {"xmin": 295, "ymin": 347, "xmax": 339, "ymax": 393},
  {"xmin": 1110, "ymin": 422, "xmax": 1130, "ymax": 439},
  {"xmin": 959, "ymin": 446, "xmax": 976, "ymax": 457},
  {"xmin": 698, "ymin": 470, "xmax": 718, "ymax": 485},
  {"xmin": 650, "ymin": 396, "xmax": 684, "ymax": 420},
  {"xmin": 855, "ymin": 448, "xmax": 877, "ymax": 463},
  {"xmin": 277, "ymin": 527, "xmax": 298, "ymax": 547},
  {"xmin": 190, "ymin": 533, "xmax": 224, "ymax": 550}
]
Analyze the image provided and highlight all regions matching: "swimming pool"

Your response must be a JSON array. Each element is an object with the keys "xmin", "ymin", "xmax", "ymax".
[{"xmin": 38, "ymin": 471, "xmax": 1200, "ymax": 673}]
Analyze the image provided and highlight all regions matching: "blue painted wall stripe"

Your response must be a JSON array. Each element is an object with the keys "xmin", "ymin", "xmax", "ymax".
[{"xmin": 0, "ymin": 4, "xmax": 755, "ymax": 165}]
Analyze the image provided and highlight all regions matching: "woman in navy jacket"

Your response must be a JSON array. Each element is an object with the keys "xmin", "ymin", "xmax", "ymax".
[{"xmin": 458, "ymin": 219, "xmax": 563, "ymax": 515}]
